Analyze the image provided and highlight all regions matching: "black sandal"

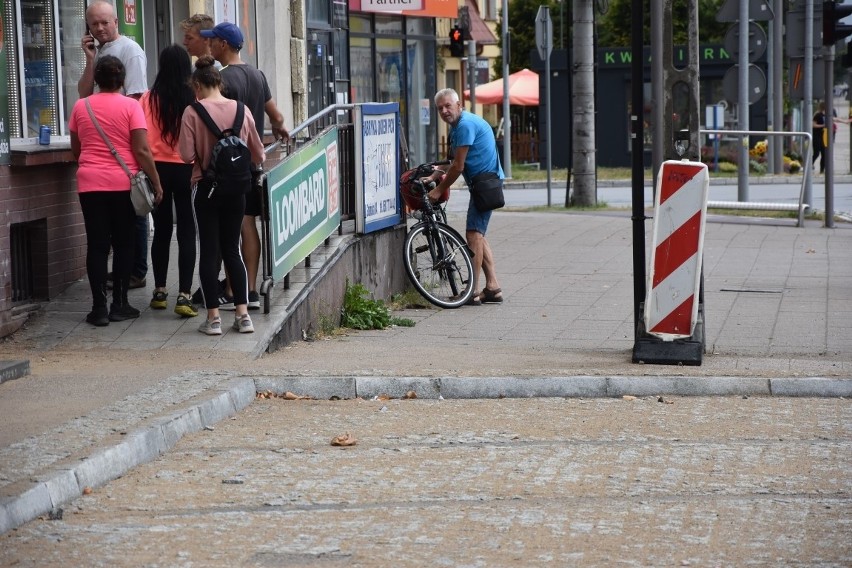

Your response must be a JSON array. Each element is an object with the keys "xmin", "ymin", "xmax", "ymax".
[{"xmin": 481, "ymin": 287, "xmax": 503, "ymax": 303}]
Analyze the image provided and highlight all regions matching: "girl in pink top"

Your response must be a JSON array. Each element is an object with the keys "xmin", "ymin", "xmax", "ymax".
[
  {"xmin": 69, "ymin": 55, "xmax": 163, "ymax": 327},
  {"xmin": 140, "ymin": 45, "xmax": 197, "ymax": 318},
  {"xmin": 180, "ymin": 55, "xmax": 264, "ymax": 336}
]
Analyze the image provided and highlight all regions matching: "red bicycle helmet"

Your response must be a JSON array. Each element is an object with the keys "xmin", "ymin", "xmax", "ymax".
[{"xmin": 400, "ymin": 165, "xmax": 449, "ymax": 211}]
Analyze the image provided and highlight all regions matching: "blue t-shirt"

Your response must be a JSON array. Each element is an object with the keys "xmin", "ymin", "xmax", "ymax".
[{"xmin": 450, "ymin": 111, "xmax": 504, "ymax": 186}]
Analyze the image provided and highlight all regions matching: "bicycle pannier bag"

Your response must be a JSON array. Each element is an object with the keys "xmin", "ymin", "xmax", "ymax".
[
  {"xmin": 470, "ymin": 171, "xmax": 505, "ymax": 211},
  {"xmin": 191, "ymin": 101, "xmax": 253, "ymax": 196},
  {"xmin": 129, "ymin": 170, "xmax": 156, "ymax": 216}
]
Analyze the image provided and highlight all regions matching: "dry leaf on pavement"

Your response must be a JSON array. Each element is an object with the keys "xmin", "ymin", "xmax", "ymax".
[
  {"xmin": 331, "ymin": 432, "xmax": 358, "ymax": 446},
  {"xmin": 404, "ymin": 390, "xmax": 417, "ymax": 399},
  {"xmin": 622, "ymin": 395, "xmax": 637, "ymax": 401}
]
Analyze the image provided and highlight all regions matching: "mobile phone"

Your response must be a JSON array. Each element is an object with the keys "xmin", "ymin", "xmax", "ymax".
[{"xmin": 86, "ymin": 26, "xmax": 99, "ymax": 47}]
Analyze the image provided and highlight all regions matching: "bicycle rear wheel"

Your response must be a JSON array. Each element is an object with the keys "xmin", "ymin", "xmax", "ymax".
[{"xmin": 403, "ymin": 223, "xmax": 474, "ymax": 309}]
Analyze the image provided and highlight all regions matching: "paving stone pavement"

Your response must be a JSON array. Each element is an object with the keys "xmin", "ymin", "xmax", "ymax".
[
  {"xmin": 0, "ymin": 397, "xmax": 849, "ymax": 566},
  {"xmin": 1, "ymin": 207, "xmax": 851, "ymax": 560}
]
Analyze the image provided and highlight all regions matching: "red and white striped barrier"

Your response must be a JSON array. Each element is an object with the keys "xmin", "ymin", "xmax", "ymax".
[{"xmin": 644, "ymin": 160, "xmax": 710, "ymax": 341}]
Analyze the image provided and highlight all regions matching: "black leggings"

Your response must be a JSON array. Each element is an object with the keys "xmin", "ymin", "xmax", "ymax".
[
  {"xmin": 192, "ymin": 184, "xmax": 248, "ymax": 310},
  {"xmin": 79, "ymin": 190, "xmax": 136, "ymax": 307},
  {"xmin": 151, "ymin": 162, "xmax": 195, "ymax": 292}
]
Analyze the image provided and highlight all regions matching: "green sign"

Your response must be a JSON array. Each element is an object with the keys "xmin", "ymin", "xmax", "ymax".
[
  {"xmin": 268, "ymin": 128, "xmax": 341, "ymax": 280},
  {"xmin": 598, "ymin": 45, "xmax": 733, "ymax": 68},
  {"xmin": 117, "ymin": 0, "xmax": 143, "ymax": 48}
]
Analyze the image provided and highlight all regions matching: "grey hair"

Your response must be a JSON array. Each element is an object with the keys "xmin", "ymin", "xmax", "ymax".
[{"xmin": 434, "ymin": 88, "xmax": 460, "ymax": 104}]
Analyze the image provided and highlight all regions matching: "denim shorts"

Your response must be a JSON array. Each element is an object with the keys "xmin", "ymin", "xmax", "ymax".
[{"xmin": 466, "ymin": 194, "xmax": 493, "ymax": 234}]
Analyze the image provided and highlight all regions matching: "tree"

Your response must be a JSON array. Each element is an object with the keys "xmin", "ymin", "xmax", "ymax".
[
  {"xmin": 596, "ymin": 0, "xmax": 727, "ymax": 47},
  {"xmin": 494, "ymin": 0, "xmax": 569, "ymax": 78}
]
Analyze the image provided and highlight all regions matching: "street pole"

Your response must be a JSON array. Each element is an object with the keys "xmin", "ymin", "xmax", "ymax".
[
  {"xmin": 737, "ymin": 0, "xmax": 750, "ymax": 202},
  {"xmin": 824, "ymin": 45, "xmax": 836, "ymax": 228},
  {"xmin": 502, "ymin": 0, "xmax": 511, "ymax": 178},
  {"xmin": 468, "ymin": 39, "xmax": 477, "ymax": 109},
  {"xmin": 805, "ymin": 0, "xmax": 814, "ymax": 208},
  {"xmin": 630, "ymin": 0, "xmax": 645, "ymax": 338}
]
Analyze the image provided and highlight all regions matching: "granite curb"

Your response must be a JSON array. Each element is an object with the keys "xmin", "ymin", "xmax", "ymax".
[
  {"xmin": 2, "ymin": 374, "xmax": 849, "ymax": 535},
  {"xmin": 0, "ymin": 377, "xmax": 255, "ymax": 535}
]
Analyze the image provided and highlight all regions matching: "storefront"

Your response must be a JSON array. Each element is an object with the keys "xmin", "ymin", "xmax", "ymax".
[
  {"xmin": 0, "ymin": 1, "xmax": 296, "ymax": 336},
  {"xmin": 348, "ymin": 0, "xmax": 455, "ymax": 167}
]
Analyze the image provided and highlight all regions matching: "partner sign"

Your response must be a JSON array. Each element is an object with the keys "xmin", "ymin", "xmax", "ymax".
[
  {"xmin": 267, "ymin": 127, "xmax": 340, "ymax": 280},
  {"xmin": 354, "ymin": 102, "xmax": 400, "ymax": 233}
]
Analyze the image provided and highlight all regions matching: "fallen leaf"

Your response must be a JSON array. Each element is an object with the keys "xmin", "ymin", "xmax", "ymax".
[
  {"xmin": 622, "ymin": 395, "xmax": 637, "ymax": 401},
  {"xmin": 331, "ymin": 432, "xmax": 358, "ymax": 446},
  {"xmin": 376, "ymin": 394, "xmax": 391, "ymax": 401},
  {"xmin": 82, "ymin": 487, "xmax": 93, "ymax": 495},
  {"xmin": 658, "ymin": 396, "xmax": 674, "ymax": 404},
  {"xmin": 404, "ymin": 390, "xmax": 417, "ymax": 399},
  {"xmin": 283, "ymin": 391, "xmax": 311, "ymax": 400}
]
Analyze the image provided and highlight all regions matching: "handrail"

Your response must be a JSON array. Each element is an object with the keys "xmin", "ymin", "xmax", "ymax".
[
  {"xmin": 290, "ymin": 103, "xmax": 356, "ymax": 139},
  {"xmin": 699, "ymin": 129, "xmax": 812, "ymax": 227}
]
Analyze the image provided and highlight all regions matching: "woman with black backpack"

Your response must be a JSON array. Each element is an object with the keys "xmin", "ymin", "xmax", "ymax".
[{"xmin": 179, "ymin": 55, "xmax": 264, "ymax": 336}]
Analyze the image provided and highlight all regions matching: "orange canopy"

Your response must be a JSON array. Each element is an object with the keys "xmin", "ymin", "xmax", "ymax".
[{"xmin": 464, "ymin": 68, "xmax": 539, "ymax": 106}]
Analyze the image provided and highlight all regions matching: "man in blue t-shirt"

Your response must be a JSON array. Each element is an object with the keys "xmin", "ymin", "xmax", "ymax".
[{"xmin": 426, "ymin": 88, "xmax": 504, "ymax": 306}]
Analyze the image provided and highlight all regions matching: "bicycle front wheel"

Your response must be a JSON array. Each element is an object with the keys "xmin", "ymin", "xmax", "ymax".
[{"xmin": 403, "ymin": 223, "xmax": 474, "ymax": 309}]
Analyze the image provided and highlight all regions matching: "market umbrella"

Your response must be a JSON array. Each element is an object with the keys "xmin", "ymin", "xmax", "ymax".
[{"xmin": 464, "ymin": 68, "xmax": 539, "ymax": 106}]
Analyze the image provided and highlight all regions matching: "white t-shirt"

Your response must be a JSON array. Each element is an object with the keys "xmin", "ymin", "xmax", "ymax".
[{"xmin": 96, "ymin": 35, "xmax": 147, "ymax": 96}]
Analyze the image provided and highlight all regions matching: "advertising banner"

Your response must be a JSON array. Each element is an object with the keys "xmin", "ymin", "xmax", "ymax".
[
  {"xmin": 354, "ymin": 103, "xmax": 400, "ymax": 234},
  {"xmin": 117, "ymin": 0, "xmax": 143, "ymax": 47},
  {"xmin": 267, "ymin": 128, "xmax": 340, "ymax": 281}
]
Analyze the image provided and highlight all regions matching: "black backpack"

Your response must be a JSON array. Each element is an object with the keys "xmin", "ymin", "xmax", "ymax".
[{"xmin": 191, "ymin": 101, "xmax": 253, "ymax": 195}]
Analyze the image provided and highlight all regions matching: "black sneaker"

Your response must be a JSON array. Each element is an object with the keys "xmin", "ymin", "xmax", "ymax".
[
  {"xmin": 109, "ymin": 303, "xmax": 141, "ymax": 322},
  {"xmin": 248, "ymin": 291, "xmax": 261, "ymax": 310},
  {"xmin": 218, "ymin": 294, "xmax": 235, "ymax": 310},
  {"xmin": 86, "ymin": 306, "xmax": 109, "ymax": 327}
]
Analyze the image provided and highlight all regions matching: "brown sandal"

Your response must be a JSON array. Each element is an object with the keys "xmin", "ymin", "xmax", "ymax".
[{"xmin": 481, "ymin": 287, "xmax": 503, "ymax": 303}]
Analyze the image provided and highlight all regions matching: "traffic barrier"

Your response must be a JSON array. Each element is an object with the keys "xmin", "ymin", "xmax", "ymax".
[{"xmin": 644, "ymin": 160, "xmax": 710, "ymax": 341}]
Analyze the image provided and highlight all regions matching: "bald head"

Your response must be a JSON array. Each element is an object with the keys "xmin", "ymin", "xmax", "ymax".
[{"xmin": 86, "ymin": 1, "xmax": 119, "ymax": 44}]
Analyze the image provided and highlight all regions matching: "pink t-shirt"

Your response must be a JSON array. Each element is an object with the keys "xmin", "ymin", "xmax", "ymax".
[
  {"xmin": 69, "ymin": 93, "xmax": 147, "ymax": 192},
  {"xmin": 139, "ymin": 90, "xmax": 184, "ymax": 163}
]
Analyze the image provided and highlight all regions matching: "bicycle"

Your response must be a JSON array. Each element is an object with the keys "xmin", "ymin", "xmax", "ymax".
[{"xmin": 400, "ymin": 162, "xmax": 474, "ymax": 309}]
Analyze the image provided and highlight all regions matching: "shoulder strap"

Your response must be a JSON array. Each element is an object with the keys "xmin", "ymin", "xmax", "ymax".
[
  {"xmin": 85, "ymin": 99, "xmax": 132, "ymax": 178},
  {"xmin": 231, "ymin": 102, "xmax": 245, "ymax": 136},
  {"xmin": 190, "ymin": 101, "xmax": 224, "ymax": 139}
]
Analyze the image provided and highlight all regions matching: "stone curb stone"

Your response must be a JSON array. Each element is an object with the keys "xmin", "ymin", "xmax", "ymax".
[
  {"xmin": 770, "ymin": 377, "xmax": 852, "ymax": 397},
  {"xmin": 607, "ymin": 376, "xmax": 772, "ymax": 397},
  {"xmin": 0, "ymin": 360, "xmax": 30, "ymax": 385},
  {"xmin": 254, "ymin": 376, "xmax": 357, "ymax": 400},
  {"xmin": 0, "ymin": 378, "xmax": 256, "ymax": 536}
]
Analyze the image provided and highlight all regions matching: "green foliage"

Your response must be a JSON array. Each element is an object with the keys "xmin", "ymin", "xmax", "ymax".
[
  {"xmin": 494, "ymin": 0, "xmax": 568, "ymax": 76},
  {"xmin": 341, "ymin": 281, "xmax": 415, "ymax": 330},
  {"xmin": 596, "ymin": 0, "xmax": 728, "ymax": 47}
]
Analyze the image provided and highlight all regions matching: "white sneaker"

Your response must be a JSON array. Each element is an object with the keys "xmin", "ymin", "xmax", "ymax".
[
  {"xmin": 198, "ymin": 317, "xmax": 222, "ymax": 336},
  {"xmin": 232, "ymin": 314, "xmax": 254, "ymax": 333}
]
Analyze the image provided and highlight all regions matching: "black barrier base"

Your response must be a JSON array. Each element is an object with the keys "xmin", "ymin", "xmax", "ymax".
[{"xmin": 632, "ymin": 307, "xmax": 705, "ymax": 366}]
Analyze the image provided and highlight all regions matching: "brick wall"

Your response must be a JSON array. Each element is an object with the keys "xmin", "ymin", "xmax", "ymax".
[{"xmin": 0, "ymin": 161, "xmax": 84, "ymax": 337}]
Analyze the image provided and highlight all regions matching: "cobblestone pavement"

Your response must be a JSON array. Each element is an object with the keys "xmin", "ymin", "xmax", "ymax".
[{"xmin": 2, "ymin": 396, "xmax": 849, "ymax": 567}]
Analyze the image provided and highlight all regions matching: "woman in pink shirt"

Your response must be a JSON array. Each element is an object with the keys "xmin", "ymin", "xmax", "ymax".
[
  {"xmin": 141, "ymin": 45, "xmax": 197, "ymax": 318},
  {"xmin": 180, "ymin": 55, "xmax": 264, "ymax": 336},
  {"xmin": 70, "ymin": 55, "xmax": 163, "ymax": 327}
]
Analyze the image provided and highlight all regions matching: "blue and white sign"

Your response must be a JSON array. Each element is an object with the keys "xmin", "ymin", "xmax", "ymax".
[{"xmin": 354, "ymin": 102, "xmax": 400, "ymax": 234}]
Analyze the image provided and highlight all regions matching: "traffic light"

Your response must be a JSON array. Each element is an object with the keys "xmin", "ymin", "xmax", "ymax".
[
  {"xmin": 449, "ymin": 26, "xmax": 464, "ymax": 57},
  {"xmin": 823, "ymin": 0, "xmax": 852, "ymax": 46}
]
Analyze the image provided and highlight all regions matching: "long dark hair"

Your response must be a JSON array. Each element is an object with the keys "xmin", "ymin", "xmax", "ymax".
[{"xmin": 149, "ymin": 44, "xmax": 193, "ymax": 147}]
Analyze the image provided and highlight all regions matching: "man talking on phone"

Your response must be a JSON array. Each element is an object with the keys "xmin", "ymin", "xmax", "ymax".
[
  {"xmin": 78, "ymin": 1, "xmax": 146, "ymax": 100},
  {"xmin": 78, "ymin": 1, "xmax": 150, "ymax": 290}
]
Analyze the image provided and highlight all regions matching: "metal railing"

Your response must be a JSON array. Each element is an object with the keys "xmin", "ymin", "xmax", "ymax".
[{"xmin": 699, "ymin": 129, "xmax": 812, "ymax": 227}]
